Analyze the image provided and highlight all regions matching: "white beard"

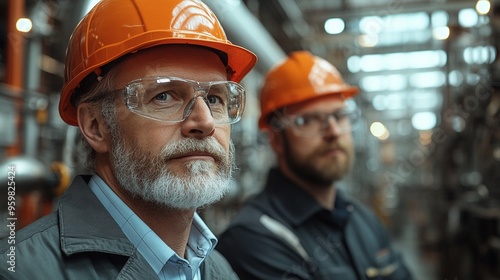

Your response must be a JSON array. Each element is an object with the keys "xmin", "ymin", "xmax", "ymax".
[{"xmin": 111, "ymin": 136, "xmax": 234, "ymax": 210}]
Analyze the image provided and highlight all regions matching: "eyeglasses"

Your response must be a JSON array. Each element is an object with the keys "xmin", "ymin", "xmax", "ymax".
[
  {"xmin": 101, "ymin": 76, "xmax": 246, "ymax": 124},
  {"xmin": 279, "ymin": 102, "xmax": 361, "ymax": 137}
]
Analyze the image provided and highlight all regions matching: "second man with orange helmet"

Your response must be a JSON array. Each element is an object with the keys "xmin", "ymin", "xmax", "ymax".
[{"xmin": 218, "ymin": 51, "xmax": 413, "ymax": 279}]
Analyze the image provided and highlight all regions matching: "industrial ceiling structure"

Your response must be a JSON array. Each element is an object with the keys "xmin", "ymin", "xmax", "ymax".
[{"xmin": 244, "ymin": 0, "xmax": 498, "ymax": 128}]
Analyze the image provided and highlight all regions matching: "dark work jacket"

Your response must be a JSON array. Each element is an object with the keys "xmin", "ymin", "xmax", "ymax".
[
  {"xmin": 0, "ymin": 175, "xmax": 238, "ymax": 280},
  {"xmin": 218, "ymin": 168, "xmax": 413, "ymax": 280}
]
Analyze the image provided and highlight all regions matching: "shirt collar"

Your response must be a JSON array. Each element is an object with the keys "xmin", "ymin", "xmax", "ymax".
[
  {"xmin": 89, "ymin": 174, "xmax": 217, "ymax": 278},
  {"xmin": 264, "ymin": 168, "xmax": 354, "ymax": 228},
  {"xmin": 264, "ymin": 168, "xmax": 322, "ymax": 225}
]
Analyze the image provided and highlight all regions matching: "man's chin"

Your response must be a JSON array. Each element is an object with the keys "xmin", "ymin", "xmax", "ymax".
[
  {"xmin": 164, "ymin": 160, "xmax": 219, "ymax": 177},
  {"xmin": 126, "ymin": 176, "xmax": 231, "ymax": 210},
  {"xmin": 132, "ymin": 192, "xmax": 223, "ymax": 210}
]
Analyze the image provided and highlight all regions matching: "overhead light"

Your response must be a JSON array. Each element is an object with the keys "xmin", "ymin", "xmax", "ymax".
[
  {"xmin": 449, "ymin": 70, "xmax": 464, "ymax": 87},
  {"xmin": 433, "ymin": 26, "xmax": 450, "ymax": 40},
  {"xmin": 476, "ymin": 0, "xmax": 491, "ymax": 15},
  {"xmin": 370, "ymin": 122, "xmax": 390, "ymax": 140},
  {"xmin": 16, "ymin": 18, "xmax": 32, "ymax": 33},
  {"xmin": 409, "ymin": 71, "xmax": 446, "ymax": 88},
  {"xmin": 351, "ymin": 50, "xmax": 447, "ymax": 73},
  {"xmin": 431, "ymin": 11, "xmax": 449, "ymax": 28},
  {"xmin": 419, "ymin": 130, "xmax": 433, "ymax": 145},
  {"xmin": 324, "ymin": 18, "xmax": 345, "ymax": 35},
  {"xmin": 459, "ymin": 9, "xmax": 479, "ymax": 28},
  {"xmin": 357, "ymin": 34, "xmax": 378, "ymax": 48},
  {"xmin": 463, "ymin": 45, "xmax": 496, "ymax": 64},
  {"xmin": 411, "ymin": 112, "xmax": 437, "ymax": 130},
  {"xmin": 359, "ymin": 16, "xmax": 383, "ymax": 34}
]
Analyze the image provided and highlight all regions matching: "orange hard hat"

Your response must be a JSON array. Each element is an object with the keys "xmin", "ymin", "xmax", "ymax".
[
  {"xmin": 258, "ymin": 50, "xmax": 358, "ymax": 130},
  {"xmin": 59, "ymin": 0, "xmax": 257, "ymax": 126}
]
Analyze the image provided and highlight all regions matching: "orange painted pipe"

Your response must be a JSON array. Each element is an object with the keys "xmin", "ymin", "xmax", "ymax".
[{"xmin": 5, "ymin": 0, "xmax": 26, "ymax": 156}]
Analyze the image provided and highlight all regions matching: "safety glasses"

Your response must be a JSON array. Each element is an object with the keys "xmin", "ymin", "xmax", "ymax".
[
  {"xmin": 101, "ymin": 76, "xmax": 246, "ymax": 124},
  {"xmin": 280, "ymin": 100, "xmax": 361, "ymax": 137}
]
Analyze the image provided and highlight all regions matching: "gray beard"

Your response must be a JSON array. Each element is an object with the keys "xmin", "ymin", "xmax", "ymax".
[{"xmin": 110, "ymin": 136, "xmax": 235, "ymax": 210}]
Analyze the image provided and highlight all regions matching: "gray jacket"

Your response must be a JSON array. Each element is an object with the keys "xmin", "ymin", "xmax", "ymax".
[{"xmin": 0, "ymin": 175, "xmax": 237, "ymax": 280}]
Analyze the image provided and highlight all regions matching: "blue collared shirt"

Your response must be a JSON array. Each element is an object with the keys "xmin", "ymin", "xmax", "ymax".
[{"xmin": 89, "ymin": 175, "xmax": 217, "ymax": 280}]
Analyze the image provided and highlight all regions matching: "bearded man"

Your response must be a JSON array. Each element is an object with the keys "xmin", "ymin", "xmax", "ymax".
[
  {"xmin": 217, "ymin": 51, "xmax": 413, "ymax": 280},
  {"xmin": 0, "ymin": 0, "xmax": 256, "ymax": 279}
]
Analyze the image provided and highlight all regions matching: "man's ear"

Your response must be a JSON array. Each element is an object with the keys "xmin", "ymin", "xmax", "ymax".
[
  {"xmin": 77, "ymin": 103, "xmax": 111, "ymax": 154},
  {"xmin": 269, "ymin": 131, "xmax": 285, "ymax": 156}
]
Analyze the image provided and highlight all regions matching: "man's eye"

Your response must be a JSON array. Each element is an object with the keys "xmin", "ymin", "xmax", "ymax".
[
  {"xmin": 154, "ymin": 92, "xmax": 172, "ymax": 102},
  {"xmin": 334, "ymin": 111, "xmax": 349, "ymax": 120},
  {"xmin": 295, "ymin": 115, "xmax": 316, "ymax": 126},
  {"xmin": 207, "ymin": 95, "xmax": 224, "ymax": 105}
]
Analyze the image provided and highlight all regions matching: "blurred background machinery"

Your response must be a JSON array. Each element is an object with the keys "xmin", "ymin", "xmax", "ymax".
[{"xmin": 1, "ymin": 0, "xmax": 499, "ymax": 279}]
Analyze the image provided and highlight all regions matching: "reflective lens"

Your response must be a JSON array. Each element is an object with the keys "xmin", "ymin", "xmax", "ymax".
[
  {"xmin": 116, "ymin": 77, "xmax": 245, "ymax": 124},
  {"xmin": 282, "ymin": 101, "xmax": 361, "ymax": 137}
]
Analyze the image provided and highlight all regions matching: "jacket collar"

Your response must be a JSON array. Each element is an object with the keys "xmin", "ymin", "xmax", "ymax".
[
  {"xmin": 57, "ymin": 175, "xmax": 160, "ymax": 279},
  {"xmin": 58, "ymin": 175, "xmax": 135, "ymax": 256}
]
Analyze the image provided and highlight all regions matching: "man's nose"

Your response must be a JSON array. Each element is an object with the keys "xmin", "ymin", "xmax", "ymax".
[
  {"xmin": 180, "ymin": 96, "xmax": 216, "ymax": 138},
  {"xmin": 323, "ymin": 114, "xmax": 342, "ymax": 136}
]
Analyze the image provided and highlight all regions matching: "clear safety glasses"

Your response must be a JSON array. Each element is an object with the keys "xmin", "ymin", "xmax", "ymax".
[
  {"xmin": 104, "ymin": 76, "xmax": 246, "ymax": 124},
  {"xmin": 280, "ymin": 100, "xmax": 361, "ymax": 137}
]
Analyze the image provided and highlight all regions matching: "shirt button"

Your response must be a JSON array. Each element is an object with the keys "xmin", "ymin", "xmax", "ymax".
[{"xmin": 196, "ymin": 245, "xmax": 206, "ymax": 257}]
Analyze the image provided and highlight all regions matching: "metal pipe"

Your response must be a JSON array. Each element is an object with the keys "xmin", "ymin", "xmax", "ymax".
[
  {"xmin": 202, "ymin": 0, "xmax": 286, "ymax": 75},
  {"xmin": 23, "ymin": 35, "xmax": 43, "ymax": 157},
  {"xmin": 5, "ymin": 0, "xmax": 25, "ymax": 89},
  {"xmin": 5, "ymin": 0, "xmax": 26, "ymax": 156}
]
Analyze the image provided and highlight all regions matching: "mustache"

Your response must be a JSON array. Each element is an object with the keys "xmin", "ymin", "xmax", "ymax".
[
  {"xmin": 319, "ymin": 143, "xmax": 347, "ymax": 154},
  {"xmin": 160, "ymin": 137, "xmax": 227, "ymax": 163}
]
